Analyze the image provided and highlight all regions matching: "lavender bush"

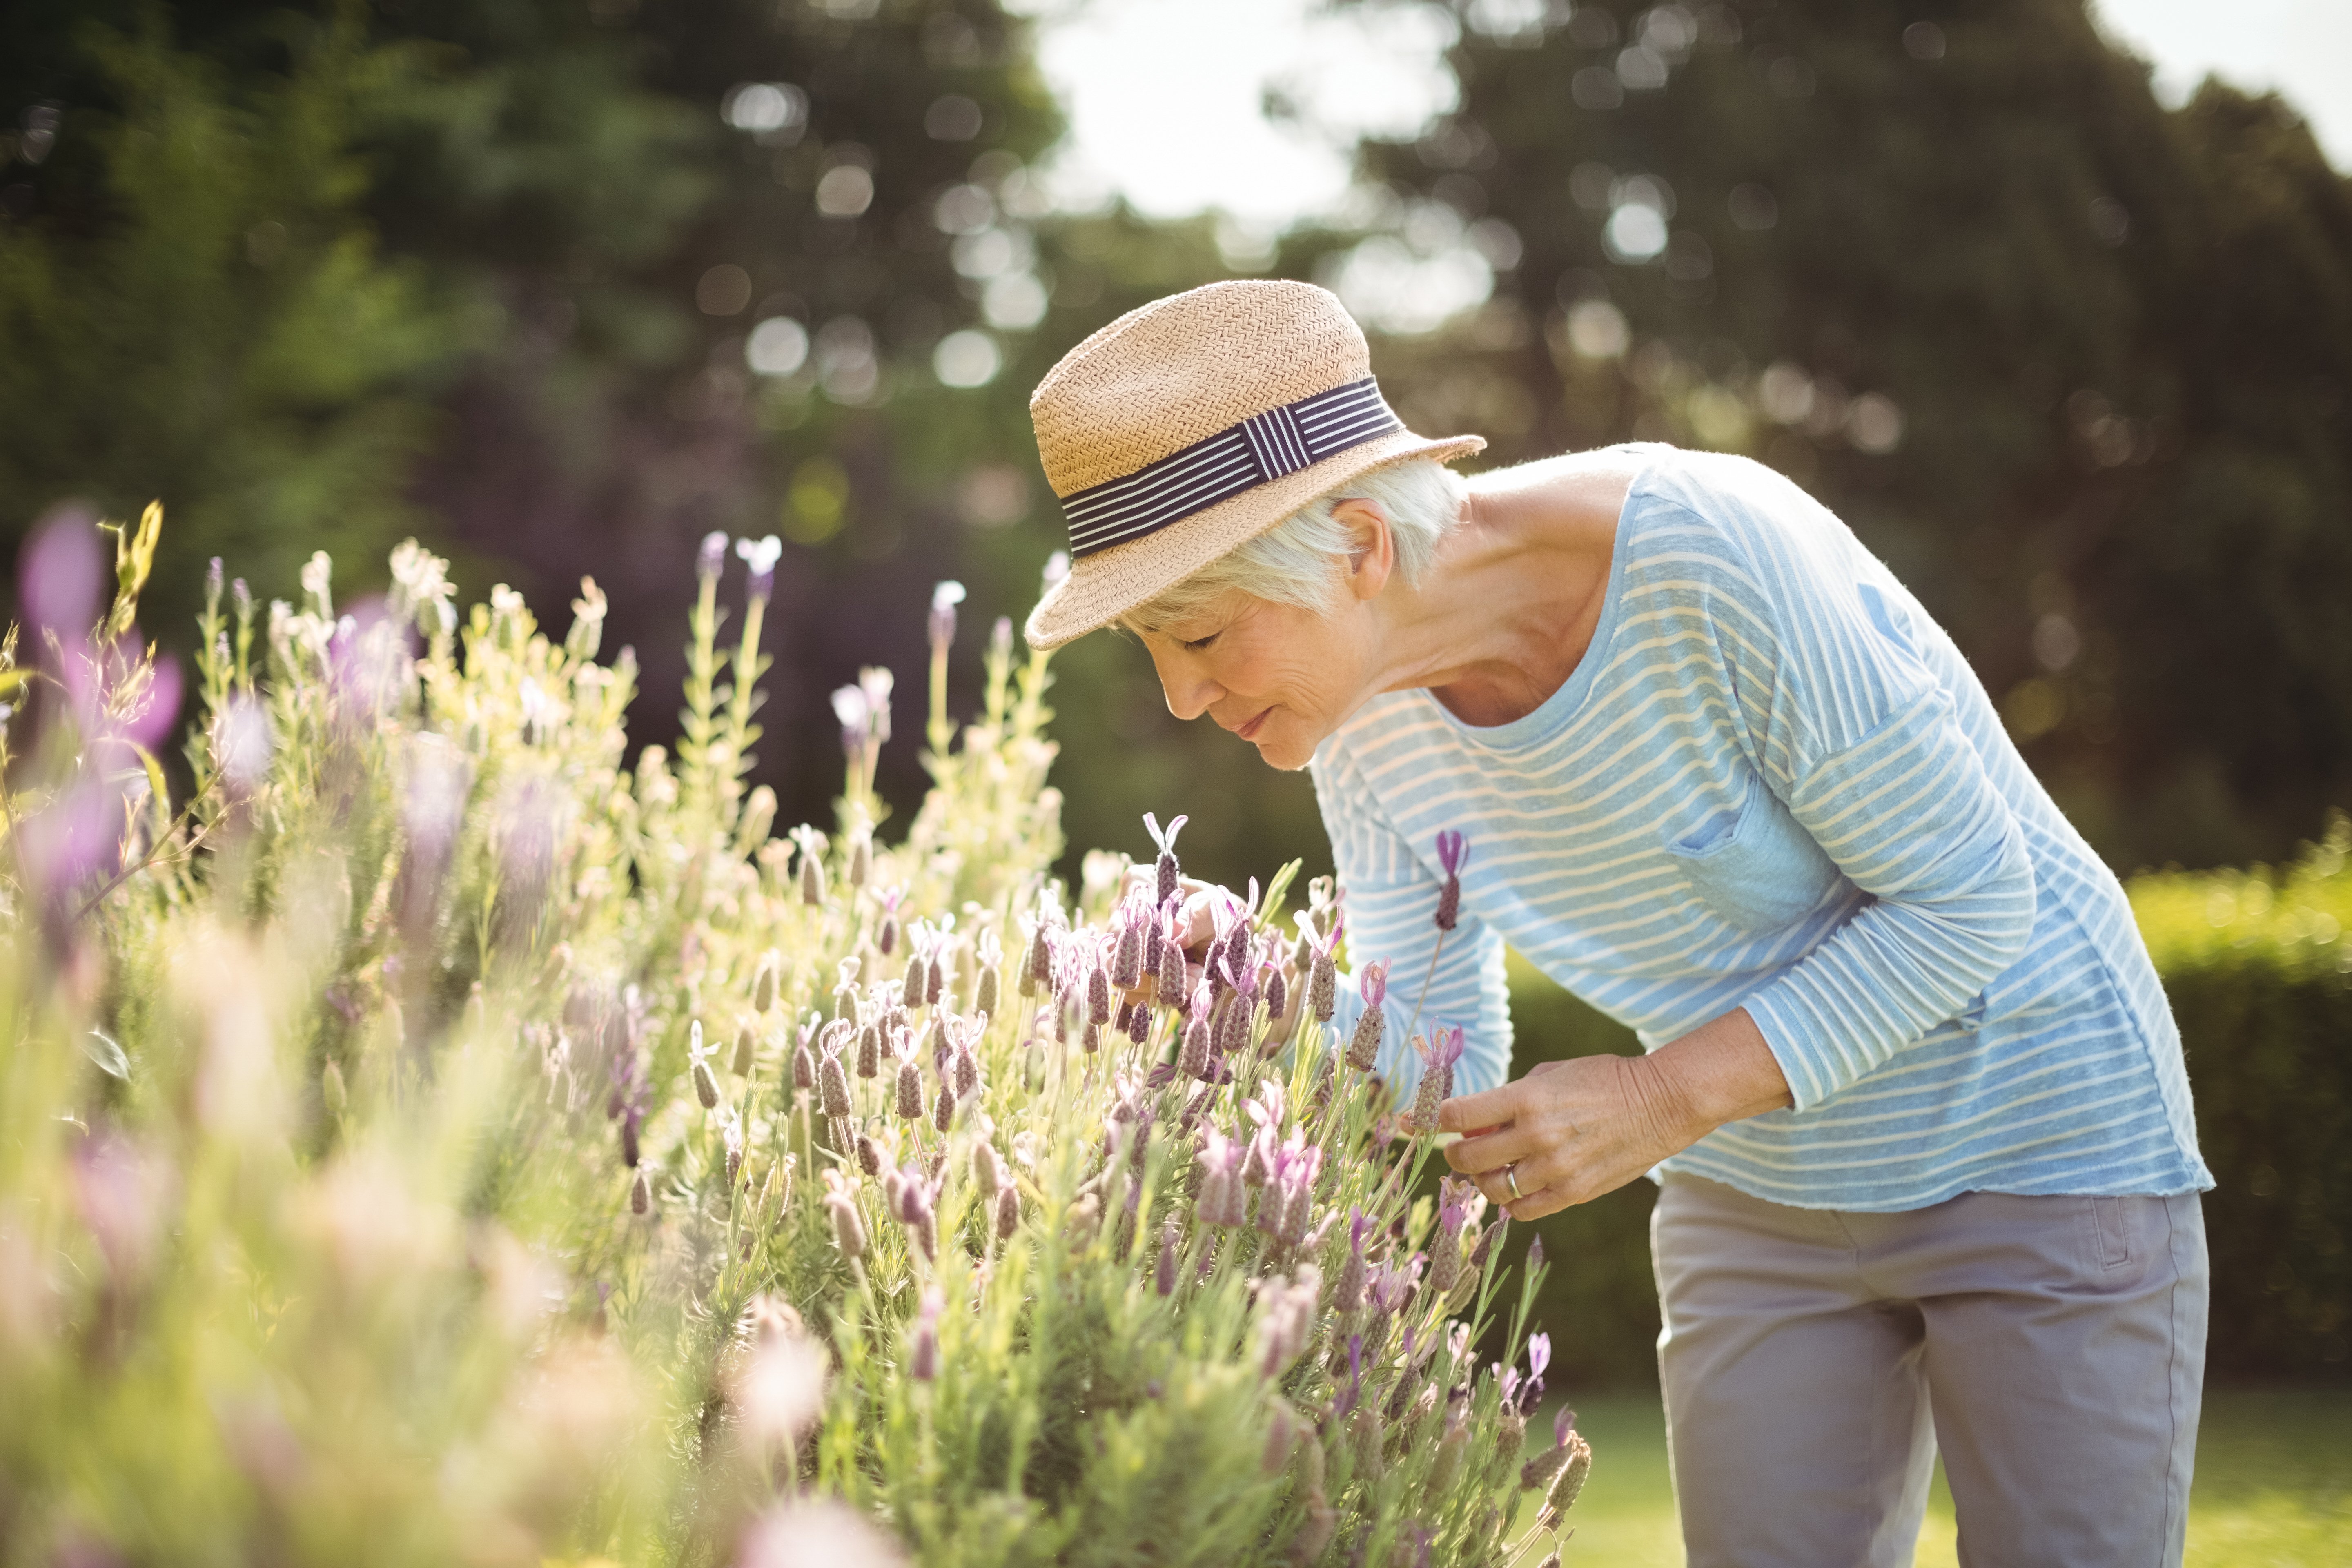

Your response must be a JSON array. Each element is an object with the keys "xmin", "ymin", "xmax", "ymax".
[{"xmin": 0, "ymin": 510, "xmax": 1582, "ymax": 1566}]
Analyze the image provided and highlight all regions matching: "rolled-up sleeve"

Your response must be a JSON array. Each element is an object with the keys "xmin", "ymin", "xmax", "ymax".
[
  {"xmin": 1739, "ymin": 687, "xmax": 2036, "ymax": 1109},
  {"xmin": 1694, "ymin": 484, "xmax": 2038, "ymax": 1110}
]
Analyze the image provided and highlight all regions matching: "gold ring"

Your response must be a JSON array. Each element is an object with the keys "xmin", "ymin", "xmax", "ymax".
[{"xmin": 1505, "ymin": 1163, "xmax": 1523, "ymax": 1201}]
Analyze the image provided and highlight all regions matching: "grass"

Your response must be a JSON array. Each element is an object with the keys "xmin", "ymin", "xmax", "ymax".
[{"xmin": 1537, "ymin": 1388, "xmax": 2352, "ymax": 1566}]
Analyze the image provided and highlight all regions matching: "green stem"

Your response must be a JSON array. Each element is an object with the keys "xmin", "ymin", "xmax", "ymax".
[
  {"xmin": 722, "ymin": 592, "xmax": 769, "ymax": 795},
  {"xmin": 1405, "ymin": 927, "xmax": 1451, "ymax": 1043},
  {"xmin": 927, "ymin": 641, "xmax": 953, "ymax": 760}
]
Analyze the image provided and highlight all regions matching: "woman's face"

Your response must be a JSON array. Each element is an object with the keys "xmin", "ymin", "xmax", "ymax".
[{"xmin": 1137, "ymin": 592, "xmax": 1373, "ymax": 772}]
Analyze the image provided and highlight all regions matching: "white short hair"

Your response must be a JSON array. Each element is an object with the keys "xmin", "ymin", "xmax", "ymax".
[{"xmin": 1127, "ymin": 457, "xmax": 1468, "ymax": 630}]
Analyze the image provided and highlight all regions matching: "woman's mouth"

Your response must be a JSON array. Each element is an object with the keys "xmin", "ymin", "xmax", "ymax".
[{"xmin": 1236, "ymin": 706, "xmax": 1274, "ymax": 741}]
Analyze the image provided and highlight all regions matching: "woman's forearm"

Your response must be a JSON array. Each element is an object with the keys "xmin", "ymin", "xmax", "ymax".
[{"xmin": 1642, "ymin": 1007, "xmax": 1793, "ymax": 1138}]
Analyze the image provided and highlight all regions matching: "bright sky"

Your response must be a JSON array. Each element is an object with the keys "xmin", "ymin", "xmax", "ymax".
[
  {"xmin": 1021, "ymin": 0, "xmax": 2351, "ymax": 227},
  {"xmin": 1022, "ymin": 0, "xmax": 1461, "ymax": 226},
  {"xmin": 2093, "ymin": 0, "xmax": 2351, "ymax": 165}
]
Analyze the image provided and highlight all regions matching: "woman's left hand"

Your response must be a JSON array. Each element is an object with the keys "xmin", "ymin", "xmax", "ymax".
[
  {"xmin": 1437, "ymin": 1008, "xmax": 1793, "ymax": 1221},
  {"xmin": 1437, "ymin": 1055, "xmax": 1698, "ymax": 1220}
]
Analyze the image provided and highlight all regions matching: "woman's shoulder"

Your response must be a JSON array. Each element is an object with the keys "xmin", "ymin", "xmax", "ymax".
[
  {"xmin": 1613, "ymin": 445, "xmax": 1876, "ymax": 597},
  {"xmin": 1628, "ymin": 446, "xmax": 1845, "ymax": 546}
]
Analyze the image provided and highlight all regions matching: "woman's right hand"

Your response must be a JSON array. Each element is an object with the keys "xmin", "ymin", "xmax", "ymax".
[{"xmin": 1116, "ymin": 873, "xmax": 1304, "ymax": 1041}]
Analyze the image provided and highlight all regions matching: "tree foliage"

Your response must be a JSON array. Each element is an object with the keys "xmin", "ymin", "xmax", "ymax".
[{"xmin": 1333, "ymin": 0, "xmax": 2352, "ymax": 871}]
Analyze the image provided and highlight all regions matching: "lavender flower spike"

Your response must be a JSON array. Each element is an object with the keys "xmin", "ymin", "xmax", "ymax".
[
  {"xmin": 928, "ymin": 580, "xmax": 966, "ymax": 653},
  {"xmin": 909, "ymin": 1287, "xmax": 943, "ymax": 1381},
  {"xmin": 697, "ymin": 530, "xmax": 729, "ymax": 582},
  {"xmin": 1305, "ymin": 906, "xmax": 1343, "ymax": 1022},
  {"xmin": 735, "ymin": 533, "xmax": 783, "ymax": 600},
  {"xmin": 1434, "ymin": 829, "xmax": 1470, "ymax": 932},
  {"xmin": 690, "ymin": 1020, "xmax": 721, "ymax": 1109},
  {"xmin": 831, "ymin": 684, "xmax": 871, "ymax": 754},
  {"xmin": 1143, "ymin": 811, "xmax": 1188, "ymax": 906},
  {"xmin": 858, "ymin": 665, "xmax": 895, "ymax": 746},
  {"xmin": 1410, "ymin": 1025, "xmax": 1467, "ymax": 1131},
  {"xmin": 1346, "ymin": 960, "xmax": 1390, "ymax": 1071}
]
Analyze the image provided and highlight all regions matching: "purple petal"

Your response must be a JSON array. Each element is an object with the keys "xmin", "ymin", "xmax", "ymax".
[{"xmin": 20, "ymin": 507, "xmax": 105, "ymax": 644}]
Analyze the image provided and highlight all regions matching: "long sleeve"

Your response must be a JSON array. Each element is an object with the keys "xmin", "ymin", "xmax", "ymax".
[
  {"xmin": 1311, "ymin": 744, "xmax": 1514, "ymax": 1097},
  {"xmin": 1689, "ymin": 477, "xmax": 2037, "ymax": 1111}
]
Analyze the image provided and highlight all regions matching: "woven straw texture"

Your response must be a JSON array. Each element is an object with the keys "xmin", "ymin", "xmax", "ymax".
[{"xmin": 1024, "ymin": 280, "xmax": 1482, "ymax": 648}]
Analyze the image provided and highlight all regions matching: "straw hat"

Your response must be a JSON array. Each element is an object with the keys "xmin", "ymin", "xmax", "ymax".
[{"xmin": 1022, "ymin": 280, "xmax": 1484, "ymax": 648}]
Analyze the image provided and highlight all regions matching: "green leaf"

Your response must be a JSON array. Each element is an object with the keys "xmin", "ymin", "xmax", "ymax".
[{"xmin": 81, "ymin": 1029, "xmax": 130, "ymax": 1080}]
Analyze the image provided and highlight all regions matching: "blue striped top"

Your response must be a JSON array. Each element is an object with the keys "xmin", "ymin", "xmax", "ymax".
[{"xmin": 1315, "ymin": 446, "xmax": 2212, "ymax": 1211}]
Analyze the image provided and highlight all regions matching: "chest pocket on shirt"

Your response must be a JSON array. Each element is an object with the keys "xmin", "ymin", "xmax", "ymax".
[{"xmin": 1665, "ymin": 769, "xmax": 1847, "ymax": 932}]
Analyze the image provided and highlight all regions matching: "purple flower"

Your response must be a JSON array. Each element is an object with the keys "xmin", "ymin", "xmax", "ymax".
[
  {"xmin": 697, "ymin": 531, "xmax": 728, "ymax": 582},
  {"xmin": 15, "ymin": 777, "xmax": 124, "ymax": 922},
  {"xmin": 1333, "ymin": 1332, "xmax": 1365, "ymax": 1417},
  {"xmin": 1412, "ymin": 1025, "xmax": 1468, "ymax": 1113},
  {"xmin": 1369, "ymin": 1254, "xmax": 1424, "ymax": 1315},
  {"xmin": 1436, "ymin": 829, "xmax": 1470, "ymax": 879},
  {"xmin": 735, "ymin": 533, "xmax": 783, "ymax": 600},
  {"xmin": 1434, "ymin": 830, "xmax": 1470, "ymax": 932},
  {"xmin": 1528, "ymin": 1332, "xmax": 1551, "ymax": 1382},
  {"xmin": 1196, "ymin": 1128, "xmax": 1247, "ymax": 1228},
  {"xmin": 1156, "ymin": 1229, "xmax": 1178, "ymax": 1296},
  {"xmin": 831, "ymin": 684, "xmax": 871, "ymax": 753},
  {"xmin": 929, "ymin": 580, "xmax": 966, "ymax": 653},
  {"xmin": 1270, "ymin": 1134, "xmax": 1322, "ymax": 1243},
  {"xmin": 909, "ymin": 1287, "xmax": 942, "ymax": 1381},
  {"xmin": 1359, "ymin": 960, "xmax": 1390, "ymax": 1009},
  {"xmin": 19, "ymin": 507, "xmax": 105, "ymax": 644},
  {"xmin": 1438, "ymin": 1179, "xmax": 1473, "ymax": 1241},
  {"xmin": 858, "ymin": 666, "xmax": 895, "ymax": 746},
  {"xmin": 71, "ymin": 1131, "xmax": 171, "ymax": 1281},
  {"xmin": 1143, "ymin": 811, "xmax": 1188, "ymax": 907}
]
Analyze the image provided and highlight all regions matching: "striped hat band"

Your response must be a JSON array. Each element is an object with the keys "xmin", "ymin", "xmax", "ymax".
[{"xmin": 1058, "ymin": 376, "xmax": 1404, "ymax": 558}]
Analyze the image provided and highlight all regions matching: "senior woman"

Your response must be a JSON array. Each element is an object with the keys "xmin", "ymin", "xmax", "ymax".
[{"xmin": 1022, "ymin": 281, "xmax": 2214, "ymax": 1566}]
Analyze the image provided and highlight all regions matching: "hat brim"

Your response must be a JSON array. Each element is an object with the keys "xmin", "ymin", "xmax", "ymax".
[{"xmin": 1024, "ymin": 428, "xmax": 1486, "ymax": 649}]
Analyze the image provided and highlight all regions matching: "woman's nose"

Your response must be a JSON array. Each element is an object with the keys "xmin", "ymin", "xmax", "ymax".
[
  {"xmin": 1151, "ymin": 648, "xmax": 1222, "ymax": 722},
  {"xmin": 1163, "ymin": 668, "xmax": 1222, "ymax": 722}
]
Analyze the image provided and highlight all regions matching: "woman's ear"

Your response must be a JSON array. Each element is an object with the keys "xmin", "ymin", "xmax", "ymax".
[{"xmin": 1330, "ymin": 497, "xmax": 1396, "ymax": 604}]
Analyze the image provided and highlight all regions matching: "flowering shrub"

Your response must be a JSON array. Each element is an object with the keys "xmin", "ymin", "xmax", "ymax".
[{"xmin": 0, "ymin": 510, "xmax": 1581, "ymax": 1566}]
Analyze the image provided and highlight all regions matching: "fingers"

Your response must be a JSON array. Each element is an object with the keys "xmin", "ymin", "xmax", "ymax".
[
  {"xmin": 1442, "ymin": 1122, "xmax": 1544, "ymax": 1176},
  {"xmin": 1506, "ymin": 1183, "xmax": 1573, "ymax": 1222},
  {"xmin": 1469, "ymin": 1147, "xmax": 1564, "ymax": 1216},
  {"xmin": 1436, "ymin": 1081, "xmax": 1521, "ymax": 1136},
  {"xmin": 1176, "ymin": 888, "xmax": 1224, "ymax": 952}
]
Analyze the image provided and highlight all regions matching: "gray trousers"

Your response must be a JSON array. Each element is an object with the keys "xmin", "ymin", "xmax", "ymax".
[{"xmin": 1652, "ymin": 1172, "xmax": 2209, "ymax": 1568}]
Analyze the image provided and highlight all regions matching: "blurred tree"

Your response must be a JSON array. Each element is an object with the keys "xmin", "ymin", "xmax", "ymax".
[
  {"xmin": 0, "ymin": 0, "xmax": 1111, "ymax": 851},
  {"xmin": 0, "ymin": 5, "xmax": 458, "ymax": 630},
  {"xmin": 0, "ymin": 0, "xmax": 1307, "ymax": 890},
  {"xmin": 1317, "ymin": 0, "xmax": 2351, "ymax": 873},
  {"xmin": 345, "ymin": 0, "xmax": 1076, "ymax": 842}
]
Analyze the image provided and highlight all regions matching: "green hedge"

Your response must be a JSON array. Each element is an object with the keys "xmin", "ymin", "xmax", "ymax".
[
  {"xmin": 1502, "ymin": 815, "xmax": 2352, "ymax": 1389},
  {"xmin": 2131, "ymin": 819, "xmax": 2352, "ymax": 1381}
]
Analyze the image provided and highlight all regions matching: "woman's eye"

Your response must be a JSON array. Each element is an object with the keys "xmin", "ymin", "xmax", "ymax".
[{"xmin": 1182, "ymin": 633, "xmax": 1218, "ymax": 653}]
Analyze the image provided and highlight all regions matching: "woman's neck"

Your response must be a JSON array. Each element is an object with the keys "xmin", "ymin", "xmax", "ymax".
[{"xmin": 1371, "ymin": 453, "xmax": 1636, "ymax": 728}]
